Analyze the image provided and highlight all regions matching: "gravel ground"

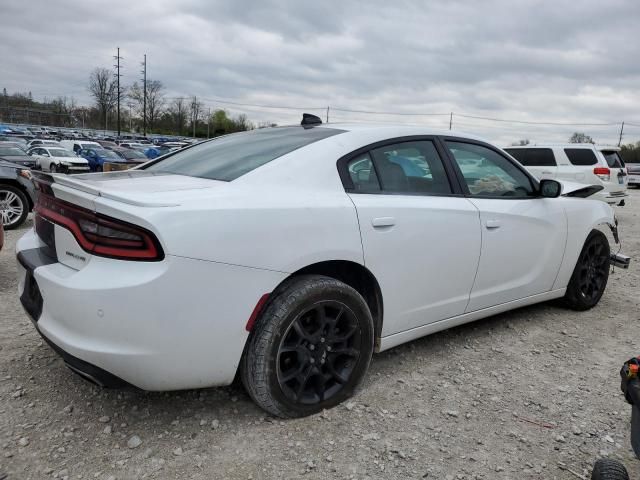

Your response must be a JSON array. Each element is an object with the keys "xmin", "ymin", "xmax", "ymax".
[{"xmin": 1, "ymin": 191, "xmax": 640, "ymax": 480}]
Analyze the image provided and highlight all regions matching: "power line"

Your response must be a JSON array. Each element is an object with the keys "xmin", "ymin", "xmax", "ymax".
[
  {"xmin": 454, "ymin": 113, "xmax": 619, "ymax": 126},
  {"xmin": 331, "ymin": 107, "xmax": 449, "ymax": 116}
]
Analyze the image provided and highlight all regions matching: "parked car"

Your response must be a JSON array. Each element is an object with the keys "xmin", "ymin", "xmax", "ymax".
[
  {"xmin": 0, "ymin": 158, "xmax": 36, "ymax": 229},
  {"xmin": 107, "ymin": 147, "xmax": 149, "ymax": 163},
  {"xmin": 16, "ymin": 122, "xmax": 628, "ymax": 417},
  {"xmin": 0, "ymin": 145, "xmax": 39, "ymax": 169},
  {"xmin": 0, "ymin": 221, "xmax": 3, "ymax": 251},
  {"xmin": 26, "ymin": 139, "xmax": 61, "ymax": 150},
  {"xmin": 627, "ymin": 164, "xmax": 640, "ymax": 188},
  {"xmin": 59, "ymin": 140, "xmax": 102, "ymax": 155},
  {"xmin": 28, "ymin": 146, "xmax": 90, "ymax": 173},
  {"xmin": 79, "ymin": 147, "xmax": 126, "ymax": 171},
  {"xmin": 94, "ymin": 140, "xmax": 118, "ymax": 149},
  {"xmin": 504, "ymin": 144, "xmax": 628, "ymax": 205}
]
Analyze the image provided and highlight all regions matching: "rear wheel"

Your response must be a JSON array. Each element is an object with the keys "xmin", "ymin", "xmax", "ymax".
[
  {"xmin": 563, "ymin": 230, "xmax": 610, "ymax": 310},
  {"xmin": 0, "ymin": 184, "xmax": 29, "ymax": 230},
  {"xmin": 241, "ymin": 275, "xmax": 374, "ymax": 418},
  {"xmin": 591, "ymin": 458, "xmax": 629, "ymax": 480}
]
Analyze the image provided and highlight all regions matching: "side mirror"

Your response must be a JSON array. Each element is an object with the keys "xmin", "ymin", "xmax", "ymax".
[{"xmin": 539, "ymin": 179, "xmax": 562, "ymax": 198}]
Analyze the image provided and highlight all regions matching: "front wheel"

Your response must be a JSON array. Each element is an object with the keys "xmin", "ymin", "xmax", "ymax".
[
  {"xmin": 562, "ymin": 230, "xmax": 610, "ymax": 311},
  {"xmin": 241, "ymin": 275, "xmax": 374, "ymax": 418}
]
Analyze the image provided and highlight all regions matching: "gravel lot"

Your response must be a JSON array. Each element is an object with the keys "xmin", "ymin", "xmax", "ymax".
[{"xmin": 2, "ymin": 190, "xmax": 640, "ymax": 480}]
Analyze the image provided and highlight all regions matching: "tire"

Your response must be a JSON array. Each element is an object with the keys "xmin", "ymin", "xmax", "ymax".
[
  {"xmin": 0, "ymin": 184, "xmax": 29, "ymax": 230},
  {"xmin": 96, "ymin": 165, "xmax": 103, "ymax": 172},
  {"xmin": 241, "ymin": 275, "xmax": 375, "ymax": 418},
  {"xmin": 591, "ymin": 458, "xmax": 629, "ymax": 480},
  {"xmin": 50, "ymin": 163, "xmax": 58, "ymax": 173},
  {"xmin": 562, "ymin": 230, "xmax": 610, "ymax": 311}
]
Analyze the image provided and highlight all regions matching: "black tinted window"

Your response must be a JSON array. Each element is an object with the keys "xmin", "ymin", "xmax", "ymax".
[
  {"xmin": 347, "ymin": 154, "xmax": 381, "ymax": 193},
  {"xmin": 369, "ymin": 141, "xmax": 452, "ymax": 194},
  {"xmin": 565, "ymin": 149, "xmax": 598, "ymax": 166},
  {"xmin": 602, "ymin": 151, "xmax": 624, "ymax": 168},
  {"xmin": 505, "ymin": 148, "xmax": 556, "ymax": 167},
  {"xmin": 447, "ymin": 142, "xmax": 534, "ymax": 198},
  {"xmin": 143, "ymin": 127, "xmax": 344, "ymax": 181}
]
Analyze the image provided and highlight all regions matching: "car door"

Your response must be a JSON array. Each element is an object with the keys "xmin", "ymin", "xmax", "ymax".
[
  {"xmin": 444, "ymin": 139, "xmax": 567, "ymax": 312},
  {"xmin": 342, "ymin": 139, "xmax": 482, "ymax": 336}
]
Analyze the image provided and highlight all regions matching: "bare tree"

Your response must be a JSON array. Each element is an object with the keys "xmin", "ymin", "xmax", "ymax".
[
  {"xmin": 569, "ymin": 132, "xmax": 594, "ymax": 144},
  {"xmin": 88, "ymin": 68, "xmax": 117, "ymax": 130},
  {"xmin": 169, "ymin": 97, "xmax": 188, "ymax": 135},
  {"xmin": 129, "ymin": 80, "xmax": 165, "ymax": 132}
]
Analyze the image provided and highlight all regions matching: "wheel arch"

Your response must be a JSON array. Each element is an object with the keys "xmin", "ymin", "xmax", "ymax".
[{"xmin": 279, "ymin": 260, "xmax": 384, "ymax": 350}]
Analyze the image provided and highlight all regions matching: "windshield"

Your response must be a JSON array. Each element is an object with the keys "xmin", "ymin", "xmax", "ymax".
[
  {"xmin": 143, "ymin": 127, "xmax": 345, "ymax": 181},
  {"xmin": 601, "ymin": 151, "xmax": 624, "ymax": 168},
  {"xmin": 124, "ymin": 150, "xmax": 147, "ymax": 159},
  {"xmin": 48, "ymin": 148, "xmax": 75, "ymax": 158},
  {"xmin": 0, "ymin": 147, "xmax": 27, "ymax": 156}
]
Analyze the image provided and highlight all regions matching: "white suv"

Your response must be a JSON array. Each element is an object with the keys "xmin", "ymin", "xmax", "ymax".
[{"xmin": 504, "ymin": 144, "xmax": 628, "ymax": 205}]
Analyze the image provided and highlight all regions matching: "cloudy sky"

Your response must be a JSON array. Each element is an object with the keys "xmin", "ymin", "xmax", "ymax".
[{"xmin": 2, "ymin": 0, "xmax": 640, "ymax": 145}]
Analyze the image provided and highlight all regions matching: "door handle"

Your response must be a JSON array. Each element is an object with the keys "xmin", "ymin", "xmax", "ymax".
[
  {"xmin": 485, "ymin": 219, "xmax": 501, "ymax": 229},
  {"xmin": 372, "ymin": 217, "xmax": 396, "ymax": 228}
]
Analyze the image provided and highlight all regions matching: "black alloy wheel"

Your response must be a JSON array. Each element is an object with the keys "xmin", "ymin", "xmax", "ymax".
[
  {"xmin": 277, "ymin": 300, "xmax": 361, "ymax": 405},
  {"xmin": 241, "ymin": 275, "xmax": 374, "ymax": 418},
  {"xmin": 563, "ymin": 230, "xmax": 610, "ymax": 310}
]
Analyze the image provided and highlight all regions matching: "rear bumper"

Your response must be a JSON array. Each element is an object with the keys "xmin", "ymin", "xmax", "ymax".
[{"xmin": 16, "ymin": 228, "xmax": 287, "ymax": 391}]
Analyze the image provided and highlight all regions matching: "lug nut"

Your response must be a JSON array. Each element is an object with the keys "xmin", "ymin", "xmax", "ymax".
[
  {"xmin": 326, "ymin": 346, "xmax": 332, "ymax": 352},
  {"xmin": 320, "ymin": 337, "xmax": 325, "ymax": 343},
  {"xmin": 309, "ymin": 358, "xmax": 315, "ymax": 364},
  {"xmin": 309, "ymin": 345, "xmax": 315, "ymax": 351}
]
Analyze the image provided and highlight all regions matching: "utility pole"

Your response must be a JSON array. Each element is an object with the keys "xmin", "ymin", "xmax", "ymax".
[
  {"xmin": 326, "ymin": 106, "xmax": 329, "ymax": 123},
  {"xmin": 618, "ymin": 121, "xmax": 625, "ymax": 147},
  {"xmin": 449, "ymin": 112, "xmax": 453, "ymax": 130},
  {"xmin": 207, "ymin": 107, "xmax": 211, "ymax": 139},
  {"xmin": 114, "ymin": 47, "xmax": 123, "ymax": 137},
  {"xmin": 192, "ymin": 96, "xmax": 197, "ymax": 138},
  {"xmin": 141, "ymin": 54, "xmax": 147, "ymax": 136}
]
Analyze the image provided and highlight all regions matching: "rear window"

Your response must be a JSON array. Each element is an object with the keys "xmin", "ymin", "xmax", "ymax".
[
  {"xmin": 601, "ymin": 151, "xmax": 624, "ymax": 168},
  {"xmin": 505, "ymin": 148, "xmax": 556, "ymax": 167},
  {"xmin": 564, "ymin": 148, "xmax": 598, "ymax": 166},
  {"xmin": 143, "ymin": 127, "xmax": 344, "ymax": 181}
]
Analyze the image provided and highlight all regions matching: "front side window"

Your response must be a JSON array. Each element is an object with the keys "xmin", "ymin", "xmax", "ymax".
[
  {"xmin": 565, "ymin": 148, "xmax": 597, "ymax": 166},
  {"xmin": 369, "ymin": 141, "xmax": 452, "ymax": 194},
  {"xmin": 505, "ymin": 148, "xmax": 556, "ymax": 167},
  {"xmin": 447, "ymin": 141, "xmax": 534, "ymax": 198}
]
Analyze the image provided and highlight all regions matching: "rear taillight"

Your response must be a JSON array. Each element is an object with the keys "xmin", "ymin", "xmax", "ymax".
[
  {"xmin": 593, "ymin": 167, "xmax": 610, "ymax": 181},
  {"xmin": 35, "ymin": 194, "xmax": 163, "ymax": 261}
]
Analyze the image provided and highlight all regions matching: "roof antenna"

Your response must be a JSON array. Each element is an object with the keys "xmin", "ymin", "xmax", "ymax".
[{"xmin": 301, "ymin": 113, "xmax": 322, "ymax": 127}]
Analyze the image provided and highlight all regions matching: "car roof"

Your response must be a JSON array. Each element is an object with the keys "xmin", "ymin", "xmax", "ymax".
[{"xmin": 505, "ymin": 143, "xmax": 621, "ymax": 152}]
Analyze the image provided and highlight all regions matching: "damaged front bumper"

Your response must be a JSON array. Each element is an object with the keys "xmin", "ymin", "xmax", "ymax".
[{"xmin": 609, "ymin": 217, "xmax": 631, "ymax": 269}]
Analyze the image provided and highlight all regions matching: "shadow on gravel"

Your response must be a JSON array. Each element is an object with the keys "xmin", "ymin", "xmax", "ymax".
[{"xmin": 33, "ymin": 299, "xmax": 559, "ymax": 423}]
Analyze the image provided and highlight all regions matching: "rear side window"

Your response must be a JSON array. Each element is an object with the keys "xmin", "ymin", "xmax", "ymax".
[
  {"xmin": 601, "ymin": 151, "xmax": 624, "ymax": 168},
  {"xmin": 505, "ymin": 148, "xmax": 556, "ymax": 167},
  {"xmin": 368, "ymin": 141, "xmax": 452, "ymax": 194},
  {"xmin": 565, "ymin": 148, "xmax": 598, "ymax": 166},
  {"xmin": 347, "ymin": 154, "xmax": 381, "ymax": 193},
  {"xmin": 143, "ymin": 127, "xmax": 344, "ymax": 181}
]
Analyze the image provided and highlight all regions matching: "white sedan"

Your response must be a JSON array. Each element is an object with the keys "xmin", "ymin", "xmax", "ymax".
[
  {"xmin": 16, "ymin": 120, "xmax": 627, "ymax": 417},
  {"xmin": 28, "ymin": 146, "xmax": 90, "ymax": 173}
]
